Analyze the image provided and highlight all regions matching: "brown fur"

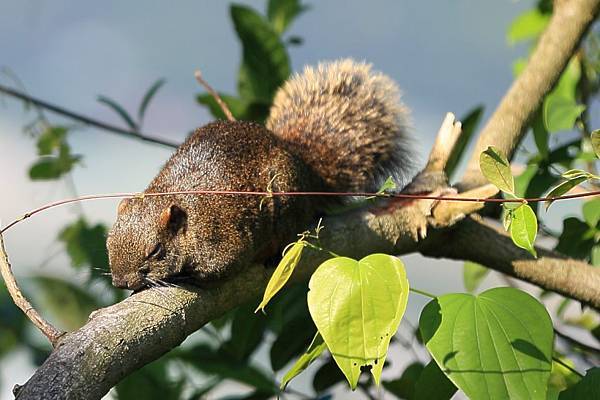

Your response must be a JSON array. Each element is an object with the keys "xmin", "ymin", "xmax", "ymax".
[{"xmin": 107, "ymin": 59, "xmax": 412, "ymax": 290}]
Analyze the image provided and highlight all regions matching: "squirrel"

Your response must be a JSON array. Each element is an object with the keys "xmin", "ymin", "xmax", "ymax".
[{"xmin": 107, "ymin": 59, "xmax": 414, "ymax": 290}]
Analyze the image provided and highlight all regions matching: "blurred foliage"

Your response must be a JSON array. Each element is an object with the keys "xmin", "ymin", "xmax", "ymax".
[{"xmin": 3, "ymin": 0, "xmax": 600, "ymax": 398}]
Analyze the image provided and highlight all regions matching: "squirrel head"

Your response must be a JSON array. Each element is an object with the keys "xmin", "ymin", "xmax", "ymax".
[{"xmin": 106, "ymin": 196, "xmax": 188, "ymax": 290}]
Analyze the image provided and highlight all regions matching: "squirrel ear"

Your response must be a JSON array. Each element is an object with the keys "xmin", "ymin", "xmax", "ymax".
[
  {"xmin": 159, "ymin": 204, "xmax": 187, "ymax": 233},
  {"xmin": 117, "ymin": 198, "xmax": 130, "ymax": 215}
]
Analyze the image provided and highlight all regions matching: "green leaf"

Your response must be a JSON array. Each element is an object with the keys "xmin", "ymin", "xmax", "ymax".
[
  {"xmin": 227, "ymin": 304, "xmax": 267, "ymax": 362},
  {"xmin": 312, "ymin": 358, "xmax": 346, "ymax": 392},
  {"xmin": 463, "ymin": 262, "xmax": 490, "ymax": 293},
  {"xmin": 307, "ymin": 254, "xmax": 409, "ymax": 389},
  {"xmin": 558, "ymin": 367, "xmax": 600, "ymax": 400},
  {"xmin": 196, "ymin": 93, "xmax": 248, "ymax": 120},
  {"xmin": 58, "ymin": 218, "xmax": 110, "ymax": 279},
  {"xmin": 231, "ymin": 5, "xmax": 291, "ymax": 103},
  {"xmin": 138, "ymin": 78, "xmax": 165, "ymax": 123},
  {"xmin": 382, "ymin": 362, "xmax": 424, "ymax": 399},
  {"xmin": 582, "ymin": 198, "xmax": 600, "ymax": 228},
  {"xmin": 420, "ymin": 287, "xmax": 554, "ymax": 400},
  {"xmin": 445, "ymin": 106, "xmax": 484, "ymax": 180},
  {"xmin": 532, "ymin": 113, "xmax": 549, "ymax": 159},
  {"xmin": 543, "ymin": 59, "xmax": 585, "ymax": 133},
  {"xmin": 545, "ymin": 176, "xmax": 590, "ymax": 210},
  {"xmin": 413, "ymin": 360, "xmax": 457, "ymax": 400},
  {"xmin": 561, "ymin": 169, "xmax": 590, "ymax": 180},
  {"xmin": 592, "ymin": 245, "xmax": 600, "ymax": 266},
  {"xmin": 591, "ymin": 130, "xmax": 600, "ymax": 159},
  {"xmin": 480, "ymin": 146, "xmax": 515, "ymax": 194},
  {"xmin": 555, "ymin": 217, "xmax": 597, "ymax": 260},
  {"xmin": 548, "ymin": 356, "xmax": 581, "ymax": 395},
  {"xmin": 510, "ymin": 204, "xmax": 538, "ymax": 257},
  {"xmin": 31, "ymin": 276, "xmax": 99, "ymax": 331},
  {"xmin": 116, "ymin": 358, "xmax": 184, "ymax": 400},
  {"xmin": 97, "ymin": 95, "xmax": 137, "ymax": 130},
  {"xmin": 507, "ymin": 9, "xmax": 550, "ymax": 45},
  {"xmin": 376, "ymin": 176, "xmax": 397, "ymax": 194},
  {"xmin": 36, "ymin": 126, "xmax": 68, "ymax": 155},
  {"xmin": 543, "ymin": 98, "xmax": 585, "ymax": 133},
  {"xmin": 280, "ymin": 332, "xmax": 327, "ymax": 390},
  {"xmin": 255, "ymin": 240, "xmax": 305, "ymax": 312},
  {"xmin": 269, "ymin": 310, "xmax": 315, "ymax": 371},
  {"xmin": 267, "ymin": 0, "xmax": 308, "ymax": 34}
]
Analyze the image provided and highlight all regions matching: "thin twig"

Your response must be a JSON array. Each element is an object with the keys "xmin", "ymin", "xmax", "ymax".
[
  {"xmin": 1, "ymin": 188, "xmax": 599, "ymax": 235},
  {"xmin": 0, "ymin": 232, "xmax": 63, "ymax": 346},
  {"xmin": 0, "ymin": 84, "xmax": 178, "ymax": 148},
  {"xmin": 194, "ymin": 70, "xmax": 236, "ymax": 122}
]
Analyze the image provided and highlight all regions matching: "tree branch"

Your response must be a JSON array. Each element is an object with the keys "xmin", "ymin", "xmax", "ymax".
[
  {"xmin": 461, "ymin": 0, "xmax": 600, "ymax": 189},
  {"xmin": 15, "ymin": 187, "xmax": 600, "ymax": 399},
  {"xmin": 419, "ymin": 214, "xmax": 600, "ymax": 309},
  {"xmin": 0, "ymin": 84, "xmax": 178, "ymax": 148}
]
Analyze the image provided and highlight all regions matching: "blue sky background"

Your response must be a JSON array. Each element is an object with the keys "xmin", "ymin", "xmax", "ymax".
[{"xmin": 2, "ymin": 1, "xmax": 574, "ymax": 398}]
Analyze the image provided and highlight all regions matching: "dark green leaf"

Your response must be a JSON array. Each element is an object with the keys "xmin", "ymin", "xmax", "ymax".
[
  {"xmin": 445, "ymin": 105, "xmax": 484, "ymax": 180},
  {"xmin": 270, "ymin": 312, "xmax": 315, "ymax": 371},
  {"xmin": 413, "ymin": 360, "xmax": 457, "ymax": 400},
  {"xmin": 138, "ymin": 78, "xmax": 166, "ymax": 123},
  {"xmin": 116, "ymin": 358, "xmax": 184, "ymax": 400},
  {"xmin": 231, "ymin": 5, "xmax": 290, "ymax": 103},
  {"xmin": 313, "ymin": 358, "xmax": 346, "ymax": 392},
  {"xmin": 463, "ymin": 261, "xmax": 489, "ymax": 293},
  {"xmin": 226, "ymin": 303, "xmax": 267, "ymax": 362},
  {"xmin": 420, "ymin": 287, "xmax": 553, "ymax": 400},
  {"xmin": 382, "ymin": 362, "xmax": 424, "ymax": 399},
  {"xmin": 267, "ymin": 0, "xmax": 308, "ymax": 34},
  {"xmin": 555, "ymin": 217, "xmax": 596, "ymax": 259},
  {"xmin": 31, "ymin": 276, "xmax": 99, "ymax": 331},
  {"xmin": 97, "ymin": 95, "xmax": 137, "ymax": 130},
  {"xmin": 558, "ymin": 367, "xmax": 600, "ymax": 400},
  {"xmin": 280, "ymin": 332, "xmax": 327, "ymax": 390},
  {"xmin": 183, "ymin": 344, "xmax": 277, "ymax": 393},
  {"xmin": 532, "ymin": 113, "xmax": 549, "ymax": 159},
  {"xmin": 58, "ymin": 218, "xmax": 110, "ymax": 277}
]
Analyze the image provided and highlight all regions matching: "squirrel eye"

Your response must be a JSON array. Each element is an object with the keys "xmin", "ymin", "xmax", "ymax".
[{"xmin": 146, "ymin": 243, "xmax": 164, "ymax": 260}]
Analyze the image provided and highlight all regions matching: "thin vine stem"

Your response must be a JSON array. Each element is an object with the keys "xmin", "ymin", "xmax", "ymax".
[
  {"xmin": 409, "ymin": 288, "xmax": 437, "ymax": 299},
  {"xmin": 2, "ymin": 188, "xmax": 599, "ymax": 235}
]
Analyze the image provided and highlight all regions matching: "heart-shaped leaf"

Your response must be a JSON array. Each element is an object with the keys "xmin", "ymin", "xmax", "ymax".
[
  {"xmin": 307, "ymin": 254, "xmax": 409, "ymax": 389},
  {"xmin": 419, "ymin": 287, "xmax": 553, "ymax": 400}
]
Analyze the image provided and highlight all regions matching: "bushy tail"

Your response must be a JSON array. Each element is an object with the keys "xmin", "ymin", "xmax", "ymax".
[{"xmin": 266, "ymin": 59, "xmax": 414, "ymax": 192}]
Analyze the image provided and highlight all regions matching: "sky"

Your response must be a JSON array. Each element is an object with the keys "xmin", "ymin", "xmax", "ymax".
[{"xmin": 0, "ymin": 0, "xmax": 553, "ymax": 398}]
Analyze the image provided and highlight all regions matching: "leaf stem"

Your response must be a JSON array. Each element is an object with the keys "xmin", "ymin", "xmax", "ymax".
[
  {"xmin": 409, "ymin": 288, "xmax": 437, "ymax": 299},
  {"xmin": 552, "ymin": 356, "xmax": 584, "ymax": 378}
]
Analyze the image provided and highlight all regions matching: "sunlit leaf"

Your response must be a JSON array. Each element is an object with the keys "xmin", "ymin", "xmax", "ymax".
[
  {"xmin": 582, "ymin": 198, "xmax": 600, "ymax": 228},
  {"xmin": 97, "ymin": 95, "xmax": 137, "ymax": 131},
  {"xmin": 36, "ymin": 126, "xmax": 68, "ymax": 155},
  {"xmin": 307, "ymin": 254, "xmax": 409, "ymax": 389},
  {"xmin": 545, "ymin": 176, "xmax": 590, "ymax": 210},
  {"xmin": 255, "ymin": 240, "xmax": 305, "ymax": 313},
  {"xmin": 543, "ymin": 98, "xmax": 585, "ymax": 133},
  {"xmin": 480, "ymin": 146, "xmax": 514, "ymax": 194},
  {"xmin": 548, "ymin": 356, "xmax": 581, "ymax": 395},
  {"xmin": 420, "ymin": 287, "xmax": 553, "ymax": 400},
  {"xmin": 463, "ymin": 261, "xmax": 489, "ymax": 293},
  {"xmin": 280, "ymin": 332, "xmax": 326, "ymax": 390},
  {"xmin": 376, "ymin": 176, "xmax": 397, "ymax": 194},
  {"xmin": 507, "ymin": 9, "xmax": 550, "ymax": 45},
  {"xmin": 510, "ymin": 204, "xmax": 538, "ymax": 257},
  {"xmin": 591, "ymin": 130, "xmax": 600, "ymax": 159},
  {"xmin": 138, "ymin": 78, "xmax": 166, "ymax": 123}
]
